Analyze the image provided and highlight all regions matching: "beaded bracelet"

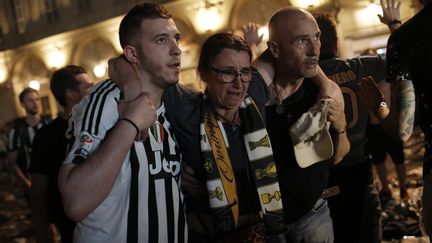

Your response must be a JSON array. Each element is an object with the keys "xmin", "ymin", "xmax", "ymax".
[
  {"xmin": 119, "ymin": 117, "xmax": 140, "ymax": 135},
  {"xmin": 388, "ymin": 19, "xmax": 402, "ymax": 26}
]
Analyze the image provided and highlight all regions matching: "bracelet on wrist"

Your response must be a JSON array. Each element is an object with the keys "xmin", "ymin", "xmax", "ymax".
[
  {"xmin": 331, "ymin": 127, "xmax": 346, "ymax": 134},
  {"xmin": 376, "ymin": 101, "xmax": 387, "ymax": 112},
  {"xmin": 119, "ymin": 117, "xmax": 140, "ymax": 135},
  {"xmin": 333, "ymin": 129, "xmax": 346, "ymax": 134},
  {"xmin": 388, "ymin": 19, "xmax": 401, "ymax": 26}
]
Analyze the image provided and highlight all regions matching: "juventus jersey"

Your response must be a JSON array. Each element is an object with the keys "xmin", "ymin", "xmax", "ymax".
[
  {"xmin": 9, "ymin": 116, "xmax": 51, "ymax": 174},
  {"xmin": 64, "ymin": 80, "xmax": 187, "ymax": 243}
]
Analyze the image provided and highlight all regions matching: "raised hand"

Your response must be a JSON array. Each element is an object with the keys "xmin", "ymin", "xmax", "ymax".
[
  {"xmin": 242, "ymin": 22, "xmax": 263, "ymax": 59},
  {"xmin": 242, "ymin": 22, "xmax": 263, "ymax": 47},
  {"xmin": 358, "ymin": 76, "xmax": 389, "ymax": 120},
  {"xmin": 378, "ymin": 0, "xmax": 401, "ymax": 30}
]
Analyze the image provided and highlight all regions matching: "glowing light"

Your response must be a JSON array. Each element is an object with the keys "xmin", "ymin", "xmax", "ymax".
[
  {"xmin": 47, "ymin": 50, "xmax": 66, "ymax": 69},
  {"xmin": 355, "ymin": 3, "xmax": 382, "ymax": 26},
  {"xmin": 301, "ymin": 0, "xmax": 319, "ymax": 6},
  {"xmin": 29, "ymin": 80, "xmax": 40, "ymax": 90},
  {"xmin": 196, "ymin": 7, "xmax": 222, "ymax": 33},
  {"xmin": 367, "ymin": 3, "xmax": 382, "ymax": 15},
  {"xmin": 93, "ymin": 64, "xmax": 107, "ymax": 78},
  {"xmin": 258, "ymin": 26, "xmax": 269, "ymax": 41},
  {"xmin": 377, "ymin": 48, "xmax": 386, "ymax": 54},
  {"xmin": 0, "ymin": 67, "xmax": 7, "ymax": 83},
  {"xmin": 291, "ymin": 0, "xmax": 320, "ymax": 8}
]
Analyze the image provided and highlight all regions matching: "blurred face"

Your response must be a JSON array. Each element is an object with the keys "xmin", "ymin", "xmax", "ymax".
[
  {"xmin": 271, "ymin": 12, "xmax": 321, "ymax": 79},
  {"xmin": 71, "ymin": 73, "xmax": 92, "ymax": 104},
  {"xmin": 21, "ymin": 91, "xmax": 40, "ymax": 116},
  {"xmin": 205, "ymin": 48, "xmax": 251, "ymax": 112},
  {"xmin": 136, "ymin": 18, "xmax": 181, "ymax": 88}
]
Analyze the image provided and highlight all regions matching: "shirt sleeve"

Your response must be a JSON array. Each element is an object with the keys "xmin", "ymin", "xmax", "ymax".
[
  {"xmin": 8, "ymin": 127, "xmax": 19, "ymax": 151},
  {"xmin": 356, "ymin": 54, "xmax": 387, "ymax": 82},
  {"xmin": 64, "ymin": 82, "xmax": 121, "ymax": 165},
  {"xmin": 386, "ymin": 45, "xmax": 411, "ymax": 83},
  {"xmin": 248, "ymin": 72, "xmax": 271, "ymax": 117}
]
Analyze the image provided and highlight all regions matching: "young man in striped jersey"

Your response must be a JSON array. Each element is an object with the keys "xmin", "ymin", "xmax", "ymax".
[
  {"xmin": 58, "ymin": 2, "xmax": 186, "ymax": 243},
  {"xmin": 8, "ymin": 88, "xmax": 51, "ymax": 189}
]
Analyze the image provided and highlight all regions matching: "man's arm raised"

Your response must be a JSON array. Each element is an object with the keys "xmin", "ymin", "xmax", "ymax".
[{"xmin": 358, "ymin": 76, "xmax": 415, "ymax": 142}]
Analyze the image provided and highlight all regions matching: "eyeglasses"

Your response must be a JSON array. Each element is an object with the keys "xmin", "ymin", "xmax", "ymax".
[{"xmin": 210, "ymin": 67, "xmax": 255, "ymax": 83}]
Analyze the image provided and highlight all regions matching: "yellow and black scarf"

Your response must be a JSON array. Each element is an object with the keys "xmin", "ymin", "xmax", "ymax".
[{"xmin": 200, "ymin": 95, "xmax": 285, "ymax": 234}]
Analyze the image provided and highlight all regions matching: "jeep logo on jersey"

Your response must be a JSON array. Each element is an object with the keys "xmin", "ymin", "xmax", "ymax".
[{"xmin": 149, "ymin": 154, "xmax": 181, "ymax": 177}]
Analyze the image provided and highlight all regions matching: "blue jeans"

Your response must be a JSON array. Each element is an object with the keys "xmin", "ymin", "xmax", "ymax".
[{"xmin": 271, "ymin": 199, "xmax": 334, "ymax": 243}]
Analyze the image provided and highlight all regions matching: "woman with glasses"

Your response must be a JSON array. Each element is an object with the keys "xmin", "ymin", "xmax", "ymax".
[
  {"xmin": 164, "ymin": 33, "xmax": 286, "ymax": 242},
  {"xmin": 170, "ymin": 33, "xmax": 286, "ymax": 242}
]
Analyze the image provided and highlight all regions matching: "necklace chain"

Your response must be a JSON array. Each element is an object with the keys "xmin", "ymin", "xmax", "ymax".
[
  {"xmin": 273, "ymin": 82, "xmax": 286, "ymax": 115},
  {"xmin": 214, "ymin": 109, "xmax": 240, "ymax": 125},
  {"xmin": 273, "ymin": 83, "xmax": 282, "ymax": 105}
]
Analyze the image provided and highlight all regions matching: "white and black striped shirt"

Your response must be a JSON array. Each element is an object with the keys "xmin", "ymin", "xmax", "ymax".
[
  {"xmin": 9, "ymin": 116, "xmax": 51, "ymax": 174},
  {"xmin": 64, "ymin": 80, "xmax": 187, "ymax": 243}
]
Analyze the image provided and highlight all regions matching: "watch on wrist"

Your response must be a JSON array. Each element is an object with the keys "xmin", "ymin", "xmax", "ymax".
[
  {"xmin": 388, "ymin": 19, "xmax": 402, "ymax": 26},
  {"xmin": 376, "ymin": 101, "xmax": 387, "ymax": 113}
]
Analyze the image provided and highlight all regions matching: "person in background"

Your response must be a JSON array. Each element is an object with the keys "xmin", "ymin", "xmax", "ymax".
[
  {"xmin": 358, "ymin": 0, "xmax": 431, "ymax": 238},
  {"xmin": 361, "ymin": 47, "xmax": 408, "ymax": 204},
  {"xmin": 30, "ymin": 65, "xmax": 92, "ymax": 243},
  {"xmin": 313, "ymin": 1, "xmax": 402, "ymax": 241},
  {"xmin": 58, "ymin": 2, "xmax": 187, "ymax": 242},
  {"xmin": 0, "ymin": 124, "xmax": 9, "ymax": 172},
  {"xmin": 7, "ymin": 87, "xmax": 51, "ymax": 189}
]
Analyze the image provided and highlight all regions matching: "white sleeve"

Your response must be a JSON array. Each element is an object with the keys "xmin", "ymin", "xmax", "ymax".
[{"xmin": 64, "ymin": 80, "xmax": 121, "ymax": 165}]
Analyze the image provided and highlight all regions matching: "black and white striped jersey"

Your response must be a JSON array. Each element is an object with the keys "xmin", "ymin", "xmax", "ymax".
[
  {"xmin": 64, "ymin": 80, "xmax": 187, "ymax": 243},
  {"xmin": 9, "ymin": 116, "xmax": 51, "ymax": 174}
]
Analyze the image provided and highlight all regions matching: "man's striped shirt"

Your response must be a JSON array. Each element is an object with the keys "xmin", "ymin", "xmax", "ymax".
[
  {"xmin": 64, "ymin": 80, "xmax": 187, "ymax": 243},
  {"xmin": 9, "ymin": 116, "xmax": 51, "ymax": 175}
]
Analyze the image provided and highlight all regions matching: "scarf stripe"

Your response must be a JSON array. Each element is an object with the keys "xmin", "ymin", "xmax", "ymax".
[
  {"xmin": 203, "ymin": 107, "xmax": 239, "ymax": 227},
  {"xmin": 201, "ymin": 95, "xmax": 285, "ymax": 234}
]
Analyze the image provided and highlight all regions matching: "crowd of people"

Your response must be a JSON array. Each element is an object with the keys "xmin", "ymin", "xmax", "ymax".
[{"xmin": 0, "ymin": 0, "xmax": 430, "ymax": 242}]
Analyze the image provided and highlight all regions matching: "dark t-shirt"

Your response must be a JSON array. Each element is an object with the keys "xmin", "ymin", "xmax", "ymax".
[
  {"xmin": 319, "ymin": 54, "xmax": 386, "ymax": 166},
  {"xmin": 263, "ymin": 78, "xmax": 329, "ymax": 223},
  {"xmin": 386, "ymin": 4, "xmax": 432, "ymax": 176},
  {"xmin": 29, "ymin": 117, "xmax": 74, "ymax": 228},
  {"xmin": 163, "ymin": 79, "xmax": 269, "ymax": 216}
]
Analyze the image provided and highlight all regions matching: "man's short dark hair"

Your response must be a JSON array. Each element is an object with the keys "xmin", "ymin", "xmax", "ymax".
[
  {"xmin": 50, "ymin": 65, "xmax": 87, "ymax": 107},
  {"xmin": 119, "ymin": 2, "xmax": 172, "ymax": 48},
  {"xmin": 19, "ymin": 87, "xmax": 38, "ymax": 103},
  {"xmin": 314, "ymin": 14, "xmax": 338, "ymax": 56}
]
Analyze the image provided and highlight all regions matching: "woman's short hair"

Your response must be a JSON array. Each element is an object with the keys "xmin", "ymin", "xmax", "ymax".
[{"xmin": 197, "ymin": 33, "xmax": 252, "ymax": 79}]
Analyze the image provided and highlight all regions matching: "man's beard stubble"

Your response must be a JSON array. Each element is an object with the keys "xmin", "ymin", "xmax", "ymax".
[{"xmin": 137, "ymin": 50, "xmax": 178, "ymax": 88}]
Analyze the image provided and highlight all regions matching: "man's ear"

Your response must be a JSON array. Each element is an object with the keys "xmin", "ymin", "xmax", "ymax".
[
  {"xmin": 123, "ymin": 45, "xmax": 139, "ymax": 63},
  {"xmin": 267, "ymin": 41, "xmax": 280, "ymax": 58}
]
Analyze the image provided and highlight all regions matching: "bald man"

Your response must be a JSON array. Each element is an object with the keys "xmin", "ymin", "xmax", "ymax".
[{"xmin": 251, "ymin": 7, "xmax": 349, "ymax": 242}]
